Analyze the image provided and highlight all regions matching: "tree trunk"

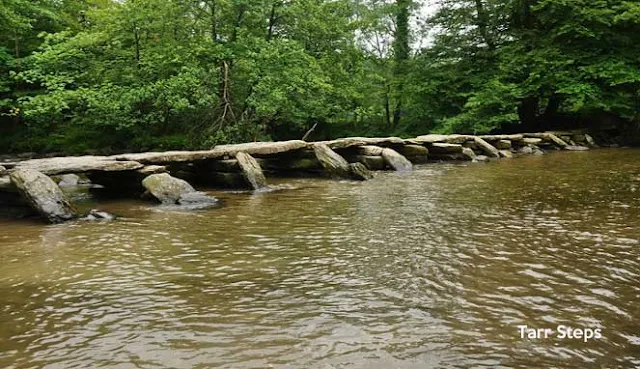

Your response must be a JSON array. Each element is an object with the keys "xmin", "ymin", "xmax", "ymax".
[
  {"xmin": 518, "ymin": 97, "xmax": 539, "ymax": 129},
  {"xmin": 474, "ymin": 0, "xmax": 495, "ymax": 50},
  {"xmin": 391, "ymin": 0, "xmax": 411, "ymax": 128}
]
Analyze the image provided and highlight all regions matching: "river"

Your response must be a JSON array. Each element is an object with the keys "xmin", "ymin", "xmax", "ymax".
[{"xmin": 1, "ymin": 149, "xmax": 639, "ymax": 368}]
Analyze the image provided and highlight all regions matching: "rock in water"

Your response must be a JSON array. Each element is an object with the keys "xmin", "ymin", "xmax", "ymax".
[
  {"xmin": 565, "ymin": 145, "xmax": 590, "ymax": 151},
  {"xmin": 58, "ymin": 173, "xmax": 80, "ymax": 187},
  {"xmin": 473, "ymin": 137, "xmax": 501, "ymax": 158},
  {"xmin": 381, "ymin": 148, "xmax": 413, "ymax": 171},
  {"xmin": 313, "ymin": 143, "xmax": 352, "ymax": 179},
  {"xmin": 142, "ymin": 173, "xmax": 197, "ymax": 204},
  {"xmin": 236, "ymin": 152, "xmax": 268, "ymax": 190},
  {"xmin": 85, "ymin": 209, "xmax": 116, "ymax": 221},
  {"xmin": 0, "ymin": 166, "xmax": 6, "ymax": 174},
  {"xmin": 9, "ymin": 169, "xmax": 78, "ymax": 223},
  {"xmin": 349, "ymin": 163, "xmax": 373, "ymax": 181},
  {"xmin": 461, "ymin": 147, "xmax": 477, "ymax": 161}
]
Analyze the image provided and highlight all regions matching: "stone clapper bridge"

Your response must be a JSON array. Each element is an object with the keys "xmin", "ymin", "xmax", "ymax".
[{"xmin": 0, "ymin": 132, "xmax": 595, "ymax": 223}]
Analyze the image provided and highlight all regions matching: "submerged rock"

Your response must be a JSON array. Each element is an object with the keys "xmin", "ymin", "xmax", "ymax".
[
  {"xmin": 85, "ymin": 209, "xmax": 117, "ymax": 221},
  {"xmin": 498, "ymin": 150, "xmax": 514, "ymax": 159},
  {"xmin": 236, "ymin": 152, "xmax": 269, "ymax": 190},
  {"xmin": 349, "ymin": 163, "xmax": 373, "ymax": 181},
  {"xmin": 142, "ymin": 173, "xmax": 197, "ymax": 204},
  {"xmin": 9, "ymin": 169, "xmax": 79, "ymax": 223},
  {"xmin": 313, "ymin": 143, "xmax": 352, "ymax": 179},
  {"xmin": 565, "ymin": 145, "xmax": 590, "ymax": 151}
]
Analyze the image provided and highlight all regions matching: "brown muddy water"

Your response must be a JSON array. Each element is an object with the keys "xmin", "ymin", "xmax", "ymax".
[{"xmin": 1, "ymin": 149, "xmax": 639, "ymax": 369}]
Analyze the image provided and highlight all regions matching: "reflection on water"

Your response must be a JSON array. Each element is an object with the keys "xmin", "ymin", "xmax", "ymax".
[{"xmin": 1, "ymin": 149, "xmax": 639, "ymax": 369}]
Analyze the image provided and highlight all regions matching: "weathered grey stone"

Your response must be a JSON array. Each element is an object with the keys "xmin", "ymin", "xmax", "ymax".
[
  {"xmin": 357, "ymin": 145, "xmax": 384, "ymax": 156},
  {"xmin": 322, "ymin": 137, "xmax": 405, "ymax": 150},
  {"xmin": 214, "ymin": 140, "xmax": 308, "ymax": 157},
  {"xmin": 525, "ymin": 133, "xmax": 569, "ymax": 148},
  {"xmin": 518, "ymin": 146, "xmax": 534, "ymax": 155},
  {"xmin": 0, "ymin": 166, "xmax": 5, "ymax": 174},
  {"xmin": 236, "ymin": 152, "xmax": 268, "ymax": 190},
  {"xmin": 85, "ymin": 209, "xmax": 117, "ymax": 221},
  {"xmin": 412, "ymin": 134, "xmax": 451, "ymax": 144},
  {"xmin": 413, "ymin": 134, "xmax": 471, "ymax": 144},
  {"xmin": 58, "ymin": 174, "xmax": 80, "ymax": 187},
  {"xmin": 565, "ymin": 145, "xmax": 590, "ymax": 151},
  {"xmin": 9, "ymin": 169, "xmax": 78, "ymax": 223},
  {"xmin": 463, "ymin": 141, "xmax": 479, "ymax": 150},
  {"xmin": 356, "ymin": 155, "xmax": 385, "ymax": 170},
  {"xmin": 495, "ymin": 140, "xmax": 512, "ymax": 150},
  {"xmin": 313, "ymin": 143, "xmax": 352, "ymax": 179},
  {"xmin": 498, "ymin": 150, "xmax": 514, "ymax": 158},
  {"xmin": 474, "ymin": 137, "xmax": 501, "ymax": 158},
  {"xmin": 137, "ymin": 165, "xmax": 168, "ymax": 176},
  {"xmin": 396, "ymin": 144, "xmax": 429, "ymax": 157},
  {"xmin": 585, "ymin": 134, "xmax": 598, "ymax": 147},
  {"xmin": 429, "ymin": 143, "xmax": 464, "ymax": 154},
  {"xmin": 349, "ymin": 163, "xmax": 373, "ymax": 181},
  {"xmin": 381, "ymin": 148, "xmax": 413, "ymax": 171},
  {"xmin": 115, "ymin": 140, "xmax": 308, "ymax": 164},
  {"xmin": 142, "ymin": 173, "xmax": 197, "ymax": 204},
  {"xmin": 461, "ymin": 147, "xmax": 477, "ymax": 161},
  {"xmin": 15, "ymin": 156, "xmax": 144, "ymax": 176},
  {"xmin": 475, "ymin": 155, "xmax": 490, "ymax": 162},
  {"xmin": 523, "ymin": 138, "xmax": 543, "ymax": 145},
  {"xmin": 478, "ymin": 134, "xmax": 524, "ymax": 142}
]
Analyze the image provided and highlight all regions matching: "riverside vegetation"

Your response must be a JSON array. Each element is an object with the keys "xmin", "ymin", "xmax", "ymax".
[{"xmin": 1, "ymin": 0, "xmax": 640, "ymax": 155}]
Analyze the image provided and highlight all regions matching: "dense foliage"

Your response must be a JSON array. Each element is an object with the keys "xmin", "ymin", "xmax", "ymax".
[{"xmin": 0, "ymin": 0, "xmax": 638, "ymax": 154}]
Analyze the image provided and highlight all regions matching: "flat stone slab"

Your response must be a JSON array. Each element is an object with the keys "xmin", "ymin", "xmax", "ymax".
[
  {"xmin": 524, "ymin": 133, "xmax": 569, "ymax": 148},
  {"xmin": 412, "ymin": 134, "xmax": 472, "ymax": 144},
  {"xmin": 429, "ymin": 143, "xmax": 464, "ymax": 154},
  {"xmin": 13, "ymin": 156, "xmax": 144, "ymax": 176},
  {"xmin": 321, "ymin": 137, "xmax": 405, "ymax": 150},
  {"xmin": 214, "ymin": 140, "xmax": 308, "ymax": 157},
  {"xmin": 115, "ymin": 141, "xmax": 308, "ymax": 164},
  {"xmin": 478, "ymin": 134, "xmax": 524, "ymax": 142}
]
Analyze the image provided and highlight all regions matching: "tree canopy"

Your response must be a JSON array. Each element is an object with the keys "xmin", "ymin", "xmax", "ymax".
[{"xmin": 0, "ymin": 0, "xmax": 638, "ymax": 154}]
